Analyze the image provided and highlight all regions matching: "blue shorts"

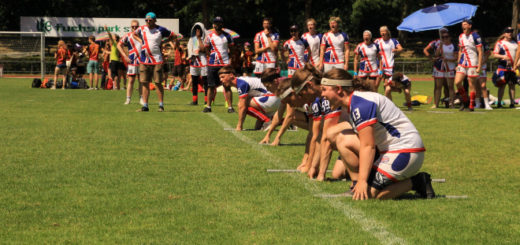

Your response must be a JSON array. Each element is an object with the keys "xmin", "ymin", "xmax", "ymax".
[{"xmin": 87, "ymin": 60, "xmax": 99, "ymax": 74}]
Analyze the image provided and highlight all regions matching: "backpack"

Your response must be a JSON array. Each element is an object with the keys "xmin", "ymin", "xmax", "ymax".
[
  {"xmin": 46, "ymin": 79, "xmax": 54, "ymax": 88},
  {"xmin": 32, "ymin": 78, "xmax": 42, "ymax": 88},
  {"xmin": 105, "ymin": 78, "xmax": 113, "ymax": 90}
]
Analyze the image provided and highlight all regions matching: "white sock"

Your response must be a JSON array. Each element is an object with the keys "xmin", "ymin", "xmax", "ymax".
[{"xmin": 484, "ymin": 98, "xmax": 490, "ymax": 107}]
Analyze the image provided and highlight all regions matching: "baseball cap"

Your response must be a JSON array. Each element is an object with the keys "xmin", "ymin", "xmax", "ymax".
[
  {"xmin": 289, "ymin": 25, "xmax": 298, "ymax": 31},
  {"xmin": 462, "ymin": 19, "xmax": 472, "ymax": 25},
  {"xmin": 504, "ymin": 27, "xmax": 514, "ymax": 33},
  {"xmin": 146, "ymin": 12, "xmax": 157, "ymax": 19},
  {"xmin": 213, "ymin": 16, "xmax": 224, "ymax": 23}
]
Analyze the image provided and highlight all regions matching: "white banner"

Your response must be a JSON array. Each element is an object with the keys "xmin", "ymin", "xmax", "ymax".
[{"xmin": 20, "ymin": 17, "xmax": 180, "ymax": 38}]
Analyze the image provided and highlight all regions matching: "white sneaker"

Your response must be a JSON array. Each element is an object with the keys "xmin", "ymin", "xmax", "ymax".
[
  {"xmin": 139, "ymin": 98, "xmax": 145, "ymax": 106},
  {"xmin": 484, "ymin": 106, "xmax": 493, "ymax": 110},
  {"xmin": 124, "ymin": 98, "xmax": 131, "ymax": 105}
]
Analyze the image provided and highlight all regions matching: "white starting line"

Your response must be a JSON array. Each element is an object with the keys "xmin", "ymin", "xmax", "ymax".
[{"xmin": 208, "ymin": 113, "xmax": 406, "ymax": 245}]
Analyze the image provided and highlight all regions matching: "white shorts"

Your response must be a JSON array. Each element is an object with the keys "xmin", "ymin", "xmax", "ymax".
[
  {"xmin": 381, "ymin": 67, "xmax": 393, "ymax": 77},
  {"xmin": 127, "ymin": 65, "xmax": 139, "ymax": 76},
  {"xmin": 324, "ymin": 63, "xmax": 344, "ymax": 73},
  {"xmin": 190, "ymin": 66, "xmax": 208, "ymax": 77},
  {"xmin": 371, "ymin": 152, "xmax": 424, "ymax": 189},
  {"xmin": 254, "ymin": 62, "xmax": 276, "ymax": 75},
  {"xmin": 456, "ymin": 66, "xmax": 479, "ymax": 78},
  {"xmin": 358, "ymin": 71, "xmax": 378, "ymax": 79},
  {"xmin": 252, "ymin": 95, "xmax": 281, "ymax": 115},
  {"xmin": 287, "ymin": 69, "xmax": 296, "ymax": 78},
  {"xmin": 433, "ymin": 69, "xmax": 455, "ymax": 79}
]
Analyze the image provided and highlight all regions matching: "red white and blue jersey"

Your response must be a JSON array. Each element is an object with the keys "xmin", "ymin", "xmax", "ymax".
[
  {"xmin": 301, "ymin": 32, "xmax": 322, "ymax": 65},
  {"xmin": 119, "ymin": 32, "xmax": 142, "ymax": 66},
  {"xmin": 439, "ymin": 43, "xmax": 458, "ymax": 71},
  {"xmin": 283, "ymin": 39, "xmax": 308, "ymax": 70},
  {"xmin": 375, "ymin": 38, "xmax": 400, "ymax": 69},
  {"xmin": 254, "ymin": 31, "xmax": 280, "ymax": 64},
  {"xmin": 458, "ymin": 32, "xmax": 482, "ymax": 68},
  {"xmin": 306, "ymin": 97, "xmax": 341, "ymax": 121},
  {"xmin": 236, "ymin": 76, "xmax": 269, "ymax": 98},
  {"xmin": 344, "ymin": 91, "xmax": 425, "ymax": 153},
  {"xmin": 493, "ymin": 39, "xmax": 518, "ymax": 69},
  {"xmin": 321, "ymin": 31, "xmax": 349, "ymax": 64},
  {"xmin": 204, "ymin": 30, "xmax": 234, "ymax": 67},
  {"xmin": 190, "ymin": 54, "xmax": 207, "ymax": 68},
  {"xmin": 135, "ymin": 25, "xmax": 175, "ymax": 65},
  {"xmin": 388, "ymin": 74, "xmax": 411, "ymax": 87},
  {"xmin": 355, "ymin": 42, "xmax": 379, "ymax": 73},
  {"xmin": 426, "ymin": 39, "xmax": 443, "ymax": 71}
]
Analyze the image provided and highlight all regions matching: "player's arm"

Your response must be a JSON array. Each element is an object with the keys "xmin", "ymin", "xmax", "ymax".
[
  {"xmin": 236, "ymin": 96, "xmax": 248, "ymax": 131},
  {"xmin": 318, "ymin": 44, "xmax": 325, "ymax": 70},
  {"xmin": 476, "ymin": 45, "xmax": 483, "ymax": 73},
  {"xmin": 305, "ymin": 119, "xmax": 321, "ymax": 178},
  {"xmin": 117, "ymin": 41, "xmax": 130, "ymax": 63},
  {"xmin": 316, "ymin": 115, "xmax": 340, "ymax": 181},
  {"xmin": 259, "ymin": 102, "xmax": 286, "ymax": 145},
  {"xmin": 344, "ymin": 42, "xmax": 350, "ymax": 71},
  {"xmin": 394, "ymin": 43, "xmax": 403, "ymax": 54},
  {"xmin": 271, "ymin": 103, "xmax": 295, "ymax": 146},
  {"xmin": 352, "ymin": 125, "xmax": 376, "ymax": 200},
  {"xmin": 423, "ymin": 44, "xmax": 432, "ymax": 57},
  {"xmin": 353, "ymin": 52, "xmax": 359, "ymax": 77}
]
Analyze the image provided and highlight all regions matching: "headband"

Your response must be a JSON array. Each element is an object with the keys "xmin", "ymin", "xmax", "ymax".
[
  {"xmin": 279, "ymin": 87, "xmax": 293, "ymax": 99},
  {"xmin": 321, "ymin": 78, "xmax": 353, "ymax": 87},
  {"xmin": 293, "ymin": 75, "xmax": 314, "ymax": 94}
]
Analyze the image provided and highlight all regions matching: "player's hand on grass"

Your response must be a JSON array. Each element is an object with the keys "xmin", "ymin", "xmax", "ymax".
[
  {"xmin": 270, "ymin": 138, "xmax": 280, "ymax": 146},
  {"xmin": 352, "ymin": 181, "xmax": 369, "ymax": 200},
  {"xmin": 235, "ymin": 125, "xmax": 242, "ymax": 131},
  {"xmin": 259, "ymin": 137, "xmax": 269, "ymax": 145}
]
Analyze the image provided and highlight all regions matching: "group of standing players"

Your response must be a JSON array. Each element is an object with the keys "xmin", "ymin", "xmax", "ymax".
[{"xmin": 69, "ymin": 13, "xmax": 520, "ymax": 200}]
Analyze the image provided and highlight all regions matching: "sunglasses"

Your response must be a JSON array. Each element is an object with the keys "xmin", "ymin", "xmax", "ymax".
[
  {"xmin": 145, "ymin": 19, "xmax": 154, "ymax": 22},
  {"xmin": 442, "ymin": 36, "xmax": 450, "ymax": 38},
  {"xmin": 131, "ymin": 26, "xmax": 138, "ymax": 28}
]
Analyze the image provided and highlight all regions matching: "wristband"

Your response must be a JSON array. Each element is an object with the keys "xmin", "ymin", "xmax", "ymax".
[
  {"xmin": 353, "ymin": 71, "xmax": 358, "ymax": 76},
  {"xmin": 378, "ymin": 70, "xmax": 383, "ymax": 75}
]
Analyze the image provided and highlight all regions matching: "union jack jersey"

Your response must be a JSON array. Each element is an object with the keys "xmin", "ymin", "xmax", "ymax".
[
  {"xmin": 236, "ymin": 76, "xmax": 269, "ymax": 98},
  {"xmin": 204, "ymin": 30, "xmax": 234, "ymax": 67},
  {"xmin": 439, "ymin": 43, "xmax": 458, "ymax": 71},
  {"xmin": 321, "ymin": 31, "xmax": 349, "ymax": 64},
  {"xmin": 301, "ymin": 32, "xmax": 322, "ymax": 65},
  {"xmin": 458, "ymin": 32, "xmax": 482, "ymax": 68},
  {"xmin": 426, "ymin": 39, "xmax": 441, "ymax": 53},
  {"xmin": 134, "ymin": 25, "xmax": 175, "ymax": 65},
  {"xmin": 355, "ymin": 42, "xmax": 379, "ymax": 73},
  {"xmin": 254, "ymin": 31, "xmax": 280, "ymax": 64},
  {"xmin": 343, "ymin": 91, "xmax": 425, "ymax": 153},
  {"xmin": 283, "ymin": 39, "xmax": 308, "ymax": 70},
  {"xmin": 306, "ymin": 97, "xmax": 341, "ymax": 121},
  {"xmin": 493, "ymin": 39, "xmax": 518, "ymax": 69},
  {"xmin": 119, "ymin": 32, "xmax": 142, "ymax": 66},
  {"xmin": 375, "ymin": 38, "xmax": 400, "ymax": 69}
]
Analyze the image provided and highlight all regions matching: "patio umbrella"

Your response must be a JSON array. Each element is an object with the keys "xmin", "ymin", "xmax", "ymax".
[
  {"xmin": 95, "ymin": 32, "xmax": 110, "ymax": 41},
  {"xmin": 397, "ymin": 3, "xmax": 478, "ymax": 32},
  {"xmin": 208, "ymin": 28, "xmax": 240, "ymax": 39}
]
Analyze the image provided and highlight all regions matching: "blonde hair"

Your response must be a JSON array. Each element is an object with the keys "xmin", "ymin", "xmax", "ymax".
[
  {"xmin": 131, "ymin": 20, "xmax": 139, "ymax": 26},
  {"xmin": 380, "ymin": 26, "xmax": 391, "ymax": 37},
  {"xmin": 363, "ymin": 30, "xmax": 372, "ymax": 38},
  {"xmin": 291, "ymin": 63, "xmax": 322, "ymax": 89},
  {"xmin": 306, "ymin": 18, "xmax": 317, "ymax": 26},
  {"xmin": 57, "ymin": 40, "xmax": 65, "ymax": 48},
  {"xmin": 329, "ymin": 16, "xmax": 341, "ymax": 24}
]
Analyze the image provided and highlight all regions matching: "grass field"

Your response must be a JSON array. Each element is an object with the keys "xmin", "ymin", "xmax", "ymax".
[{"xmin": 1, "ymin": 77, "xmax": 519, "ymax": 244}]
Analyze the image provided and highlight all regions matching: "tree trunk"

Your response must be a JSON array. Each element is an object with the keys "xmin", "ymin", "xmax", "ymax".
[
  {"xmin": 304, "ymin": 0, "xmax": 312, "ymax": 20},
  {"xmin": 398, "ymin": 0, "xmax": 409, "ymax": 45},
  {"xmin": 513, "ymin": 0, "xmax": 520, "ymax": 36},
  {"xmin": 202, "ymin": 0, "xmax": 209, "ymax": 28}
]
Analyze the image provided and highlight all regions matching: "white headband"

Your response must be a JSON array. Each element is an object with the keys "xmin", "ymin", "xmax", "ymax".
[
  {"xmin": 321, "ymin": 78, "xmax": 353, "ymax": 87},
  {"xmin": 293, "ymin": 75, "xmax": 314, "ymax": 94},
  {"xmin": 279, "ymin": 87, "xmax": 293, "ymax": 99}
]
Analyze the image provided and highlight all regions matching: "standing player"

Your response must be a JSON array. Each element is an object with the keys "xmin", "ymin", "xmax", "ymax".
[
  {"xmin": 203, "ymin": 16, "xmax": 235, "ymax": 113},
  {"xmin": 86, "ymin": 36, "xmax": 100, "ymax": 90},
  {"xmin": 218, "ymin": 66, "xmax": 281, "ymax": 131},
  {"xmin": 52, "ymin": 40, "xmax": 69, "ymax": 90},
  {"xmin": 474, "ymin": 30, "xmax": 493, "ymax": 110},
  {"xmin": 301, "ymin": 18, "xmax": 322, "ymax": 67},
  {"xmin": 254, "ymin": 17, "xmax": 280, "ymax": 76},
  {"xmin": 320, "ymin": 68, "xmax": 435, "ymax": 200},
  {"xmin": 117, "ymin": 20, "xmax": 143, "ymax": 105},
  {"xmin": 282, "ymin": 25, "xmax": 308, "ymax": 78},
  {"xmin": 455, "ymin": 19, "xmax": 483, "ymax": 111},
  {"xmin": 353, "ymin": 30, "xmax": 380, "ymax": 91},
  {"xmin": 134, "ymin": 12, "xmax": 177, "ymax": 112},
  {"xmin": 187, "ymin": 22, "xmax": 207, "ymax": 105},
  {"xmin": 318, "ymin": 16, "xmax": 349, "ymax": 73},
  {"xmin": 434, "ymin": 30, "xmax": 458, "ymax": 108},
  {"xmin": 493, "ymin": 27, "xmax": 518, "ymax": 108},
  {"xmin": 375, "ymin": 26, "xmax": 403, "ymax": 93},
  {"xmin": 424, "ymin": 28, "xmax": 450, "ymax": 108},
  {"xmin": 105, "ymin": 27, "xmax": 125, "ymax": 90}
]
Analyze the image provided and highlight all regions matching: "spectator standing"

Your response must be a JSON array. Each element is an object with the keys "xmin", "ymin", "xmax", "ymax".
[
  {"xmin": 301, "ymin": 18, "xmax": 322, "ymax": 67},
  {"xmin": 319, "ymin": 16, "xmax": 350, "ymax": 73},
  {"xmin": 253, "ymin": 17, "xmax": 280, "ymax": 76},
  {"xmin": 117, "ymin": 20, "xmax": 143, "ymax": 105},
  {"xmin": 86, "ymin": 36, "xmax": 100, "ymax": 90},
  {"xmin": 52, "ymin": 40, "xmax": 69, "ymax": 90}
]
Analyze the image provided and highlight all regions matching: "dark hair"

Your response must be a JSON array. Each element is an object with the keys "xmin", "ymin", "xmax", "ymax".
[
  {"xmin": 261, "ymin": 68, "xmax": 280, "ymax": 84},
  {"xmin": 218, "ymin": 65, "xmax": 235, "ymax": 75},
  {"xmin": 291, "ymin": 63, "xmax": 322, "ymax": 89},
  {"xmin": 88, "ymin": 35, "xmax": 95, "ymax": 41},
  {"xmin": 323, "ymin": 68, "xmax": 371, "ymax": 91},
  {"xmin": 391, "ymin": 72, "xmax": 404, "ymax": 82},
  {"xmin": 275, "ymin": 78, "xmax": 292, "ymax": 97},
  {"xmin": 263, "ymin": 17, "xmax": 273, "ymax": 24}
]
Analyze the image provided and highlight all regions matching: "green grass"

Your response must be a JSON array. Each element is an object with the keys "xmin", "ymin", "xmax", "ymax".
[{"xmin": 0, "ymin": 77, "xmax": 519, "ymax": 244}]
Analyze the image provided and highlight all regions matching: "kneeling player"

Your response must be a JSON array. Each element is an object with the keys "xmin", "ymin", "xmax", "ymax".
[
  {"xmin": 384, "ymin": 72, "xmax": 413, "ymax": 111},
  {"xmin": 218, "ymin": 66, "xmax": 281, "ymax": 130},
  {"xmin": 320, "ymin": 68, "xmax": 435, "ymax": 200}
]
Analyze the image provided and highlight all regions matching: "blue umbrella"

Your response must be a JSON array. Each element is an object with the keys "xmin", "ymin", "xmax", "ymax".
[{"xmin": 397, "ymin": 3, "xmax": 478, "ymax": 32}]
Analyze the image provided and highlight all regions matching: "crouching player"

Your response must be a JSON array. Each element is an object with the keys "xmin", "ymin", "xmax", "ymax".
[
  {"xmin": 218, "ymin": 66, "xmax": 281, "ymax": 130},
  {"xmin": 384, "ymin": 72, "xmax": 413, "ymax": 111},
  {"xmin": 320, "ymin": 68, "xmax": 435, "ymax": 200}
]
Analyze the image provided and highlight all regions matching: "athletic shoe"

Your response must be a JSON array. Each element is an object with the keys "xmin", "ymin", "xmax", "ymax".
[
  {"xmin": 136, "ymin": 106, "xmax": 149, "ymax": 112},
  {"xmin": 50, "ymin": 86, "xmax": 56, "ymax": 90},
  {"xmin": 139, "ymin": 98, "xmax": 145, "ymax": 106},
  {"xmin": 189, "ymin": 101, "xmax": 198, "ymax": 106},
  {"xmin": 88, "ymin": 87, "xmax": 94, "ymax": 90},
  {"xmin": 227, "ymin": 108, "xmax": 236, "ymax": 113},
  {"xmin": 158, "ymin": 106, "xmax": 164, "ymax": 112},
  {"xmin": 124, "ymin": 98, "xmax": 131, "ymax": 105},
  {"xmin": 202, "ymin": 107, "xmax": 212, "ymax": 113},
  {"xmin": 510, "ymin": 103, "xmax": 516, "ymax": 108},
  {"xmin": 411, "ymin": 172, "xmax": 435, "ymax": 199}
]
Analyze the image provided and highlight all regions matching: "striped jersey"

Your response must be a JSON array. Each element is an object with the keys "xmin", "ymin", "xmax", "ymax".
[
  {"xmin": 321, "ymin": 31, "xmax": 349, "ymax": 64},
  {"xmin": 301, "ymin": 32, "xmax": 322, "ymax": 65},
  {"xmin": 283, "ymin": 38, "xmax": 308, "ymax": 70},
  {"xmin": 135, "ymin": 25, "xmax": 175, "ymax": 65},
  {"xmin": 204, "ymin": 30, "xmax": 234, "ymax": 66},
  {"xmin": 254, "ymin": 31, "xmax": 280, "ymax": 64}
]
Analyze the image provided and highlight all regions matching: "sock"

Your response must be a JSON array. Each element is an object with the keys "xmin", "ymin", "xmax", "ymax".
[
  {"xmin": 484, "ymin": 97, "xmax": 490, "ymax": 107},
  {"xmin": 228, "ymin": 106, "xmax": 233, "ymax": 110},
  {"xmin": 407, "ymin": 101, "xmax": 412, "ymax": 108},
  {"xmin": 469, "ymin": 92, "xmax": 475, "ymax": 109},
  {"xmin": 192, "ymin": 95, "xmax": 198, "ymax": 102},
  {"xmin": 159, "ymin": 102, "xmax": 164, "ymax": 107},
  {"xmin": 143, "ymin": 103, "xmax": 148, "ymax": 108},
  {"xmin": 458, "ymin": 87, "xmax": 468, "ymax": 103},
  {"xmin": 206, "ymin": 105, "xmax": 211, "ymax": 109}
]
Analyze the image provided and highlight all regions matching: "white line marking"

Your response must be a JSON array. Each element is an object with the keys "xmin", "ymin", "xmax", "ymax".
[{"xmin": 208, "ymin": 113, "xmax": 406, "ymax": 245}]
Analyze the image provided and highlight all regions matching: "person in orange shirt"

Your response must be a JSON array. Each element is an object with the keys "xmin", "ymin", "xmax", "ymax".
[
  {"xmin": 86, "ymin": 36, "xmax": 100, "ymax": 89},
  {"xmin": 52, "ymin": 40, "xmax": 69, "ymax": 90}
]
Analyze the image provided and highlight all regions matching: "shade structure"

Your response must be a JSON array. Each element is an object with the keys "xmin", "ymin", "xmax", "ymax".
[{"xmin": 397, "ymin": 3, "xmax": 478, "ymax": 32}]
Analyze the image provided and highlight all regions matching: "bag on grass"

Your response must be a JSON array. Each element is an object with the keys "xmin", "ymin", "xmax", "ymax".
[
  {"xmin": 105, "ymin": 78, "xmax": 113, "ymax": 90},
  {"xmin": 32, "ymin": 78, "xmax": 42, "ymax": 88}
]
